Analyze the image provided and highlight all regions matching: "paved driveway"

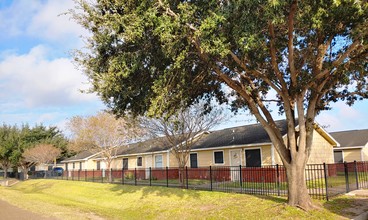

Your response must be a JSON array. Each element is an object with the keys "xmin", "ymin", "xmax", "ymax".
[{"xmin": 0, "ymin": 199, "xmax": 56, "ymax": 220}]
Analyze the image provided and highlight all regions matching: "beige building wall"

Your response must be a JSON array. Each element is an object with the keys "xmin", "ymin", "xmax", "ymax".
[
  {"xmin": 110, "ymin": 152, "xmax": 171, "ymax": 169},
  {"xmin": 343, "ymin": 149, "xmax": 362, "ymax": 162},
  {"xmin": 189, "ymin": 145, "xmax": 272, "ymax": 167},
  {"xmin": 361, "ymin": 145, "xmax": 368, "ymax": 161},
  {"xmin": 308, "ymin": 129, "xmax": 334, "ymax": 164},
  {"xmin": 272, "ymin": 129, "xmax": 334, "ymax": 165}
]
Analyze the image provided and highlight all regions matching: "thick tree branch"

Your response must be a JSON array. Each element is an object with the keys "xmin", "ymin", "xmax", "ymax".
[
  {"xmin": 287, "ymin": 1, "xmax": 298, "ymax": 86},
  {"xmin": 310, "ymin": 39, "xmax": 362, "ymax": 85}
]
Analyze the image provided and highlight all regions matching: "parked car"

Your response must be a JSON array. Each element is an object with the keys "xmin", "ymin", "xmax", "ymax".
[{"xmin": 53, "ymin": 167, "xmax": 64, "ymax": 176}]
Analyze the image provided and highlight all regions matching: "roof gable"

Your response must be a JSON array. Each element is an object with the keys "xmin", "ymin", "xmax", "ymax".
[{"xmin": 330, "ymin": 129, "xmax": 368, "ymax": 148}]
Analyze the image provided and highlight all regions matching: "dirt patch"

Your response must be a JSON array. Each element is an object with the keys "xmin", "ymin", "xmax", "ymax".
[{"xmin": 341, "ymin": 197, "xmax": 368, "ymax": 219}]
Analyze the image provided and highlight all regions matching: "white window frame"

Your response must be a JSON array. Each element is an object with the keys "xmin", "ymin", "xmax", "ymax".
[
  {"xmin": 189, "ymin": 152, "xmax": 199, "ymax": 168},
  {"xmin": 154, "ymin": 154, "xmax": 163, "ymax": 168},
  {"xmin": 213, "ymin": 150, "xmax": 225, "ymax": 165},
  {"xmin": 122, "ymin": 158, "xmax": 129, "ymax": 170},
  {"xmin": 137, "ymin": 156, "xmax": 143, "ymax": 167},
  {"xmin": 333, "ymin": 150, "xmax": 344, "ymax": 163}
]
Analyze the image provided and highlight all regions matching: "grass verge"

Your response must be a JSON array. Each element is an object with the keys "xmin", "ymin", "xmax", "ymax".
[{"xmin": 0, "ymin": 179, "xmax": 365, "ymax": 219}]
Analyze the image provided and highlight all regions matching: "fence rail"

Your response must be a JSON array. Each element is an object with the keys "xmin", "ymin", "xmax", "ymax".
[{"xmin": 25, "ymin": 161, "xmax": 368, "ymax": 200}]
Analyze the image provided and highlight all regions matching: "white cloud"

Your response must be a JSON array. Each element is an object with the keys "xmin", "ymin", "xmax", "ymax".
[
  {"xmin": 0, "ymin": 0, "xmax": 42, "ymax": 37},
  {"xmin": 317, "ymin": 101, "xmax": 367, "ymax": 132},
  {"xmin": 27, "ymin": 0, "xmax": 88, "ymax": 43},
  {"xmin": 0, "ymin": 45, "xmax": 98, "ymax": 109},
  {"xmin": 0, "ymin": 0, "xmax": 86, "ymax": 47}
]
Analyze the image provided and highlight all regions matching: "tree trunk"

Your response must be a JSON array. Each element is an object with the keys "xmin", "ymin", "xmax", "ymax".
[
  {"xmin": 23, "ymin": 167, "xmax": 29, "ymax": 180},
  {"xmin": 285, "ymin": 161, "xmax": 313, "ymax": 210},
  {"xmin": 107, "ymin": 162, "xmax": 112, "ymax": 183},
  {"xmin": 178, "ymin": 166, "xmax": 185, "ymax": 188},
  {"xmin": 3, "ymin": 166, "xmax": 8, "ymax": 179}
]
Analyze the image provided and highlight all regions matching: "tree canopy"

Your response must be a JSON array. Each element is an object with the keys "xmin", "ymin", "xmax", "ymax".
[
  {"xmin": 72, "ymin": 0, "xmax": 367, "ymax": 209},
  {"xmin": 0, "ymin": 124, "xmax": 68, "ymax": 178}
]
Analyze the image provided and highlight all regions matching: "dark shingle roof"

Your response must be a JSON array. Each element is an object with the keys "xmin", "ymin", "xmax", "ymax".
[
  {"xmin": 330, "ymin": 129, "xmax": 368, "ymax": 148},
  {"xmin": 61, "ymin": 150, "xmax": 96, "ymax": 162},
  {"xmin": 192, "ymin": 119, "xmax": 289, "ymax": 149},
  {"xmin": 114, "ymin": 137, "xmax": 171, "ymax": 156}
]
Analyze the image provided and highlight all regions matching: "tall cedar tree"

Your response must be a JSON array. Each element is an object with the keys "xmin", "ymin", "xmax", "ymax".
[{"xmin": 71, "ymin": 0, "xmax": 368, "ymax": 209}]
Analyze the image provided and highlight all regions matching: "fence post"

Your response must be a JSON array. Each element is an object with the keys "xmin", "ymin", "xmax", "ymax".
[
  {"xmin": 276, "ymin": 164, "xmax": 280, "ymax": 196},
  {"xmin": 166, "ymin": 167, "xmax": 168, "ymax": 187},
  {"xmin": 134, "ymin": 168, "xmax": 137, "ymax": 186},
  {"xmin": 354, "ymin": 160, "xmax": 359, "ymax": 189},
  {"xmin": 101, "ymin": 169, "xmax": 104, "ymax": 183},
  {"xmin": 122, "ymin": 168, "xmax": 124, "ymax": 185},
  {"xmin": 92, "ymin": 169, "xmax": 95, "ymax": 182},
  {"xmin": 85, "ymin": 169, "xmax": 87, "ymax": 182},
  {"xmin": 149, "ymin": 167, "xmax": 152, "ymax": 186},
  {"xmin": 210, "ymin": 166, "xmax": 213, "ymax": 191},
  {"xmin": 239, "ymin": 165, "xmax": 242, "ymax": 193},
  {"xmin": 110, "ymin": 168, "xmax": 113, "ymax": 183},
  {"xmin": 78, "ymin": 170, "xmax": 80, "ymax": 181},
  {"xmin": 344, "ymin": 161, "xmax": 350, "ymax": 192},
  {"xmin": 323, "ymin": 163, "xmax": 329, "ymax": 201},
  {"xmin": 186, "ymin": 166, "xmax": 189, "ymax": 189}
]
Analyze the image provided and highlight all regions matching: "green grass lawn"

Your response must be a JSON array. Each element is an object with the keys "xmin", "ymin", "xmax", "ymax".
[{"xmin": 0, "ymin": 179, "xmax": 365, "ymax": 220}]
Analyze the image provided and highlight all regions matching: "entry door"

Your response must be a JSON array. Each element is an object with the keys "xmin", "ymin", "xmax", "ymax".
[
  {"xmin": 245, "ymin": 149, "xmax": 261, "ymax": 167},
  {"xmin": 145, "ymin": 155, "xmax": 153, "ymax": 179},
  {"xmin": 230, "ymin": 150, "xmax": 241, "ymax": 181}
]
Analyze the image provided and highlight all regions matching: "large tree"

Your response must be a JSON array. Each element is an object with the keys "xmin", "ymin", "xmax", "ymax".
[
  {"xmin": 10, "ymin": 125, "xmax": 69, "ymax": 179},
  {"xmin": 71, "ymin": 0, "xmax": 368, "ymax": 209},
  {"xmin": 0, "ymin": 125, "xmax": 18, "ymax": 178},
  {"xmin": 23, "ymin": 143, "xmax": 61, "ymax": 178},
  {"xmin": 67, "ymin": 111, "xmax": 143, "ymax": 182}
]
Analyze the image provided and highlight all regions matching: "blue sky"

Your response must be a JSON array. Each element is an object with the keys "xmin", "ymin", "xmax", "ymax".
[{"xmin": 0, "ymin": 0, "xmax": 367, "ymax": 133}]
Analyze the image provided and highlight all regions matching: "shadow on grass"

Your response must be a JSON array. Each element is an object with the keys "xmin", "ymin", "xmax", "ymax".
[
  {"xmin": 106, "ymin": 180, "xmax": 290, "ymax": 205},
  {"xmin": 323, "ymin": 196, "xmax": 368, "ymax": 219},
  {"xmin": 107, "ymin": 181, "xmax": 203, "ymax": 199}
]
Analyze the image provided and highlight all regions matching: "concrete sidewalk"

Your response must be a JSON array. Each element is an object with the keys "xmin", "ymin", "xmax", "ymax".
[
  {"xmin": 0, "ymin": 199, "xmax": 57, "ymax": 220},
  {"xmin": 346, "ymin": 189, "xmax": 368, "ymax": 197},
  {"xmin": 345, "ymin": 190, "xmax": 368, "ymax": 220}
]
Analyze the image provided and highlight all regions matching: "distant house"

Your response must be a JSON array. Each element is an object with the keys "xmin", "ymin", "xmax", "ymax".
[
  {"xmin": 330, "ymin": 129, "xmax": 368, "ymax": 163},
  {"xmin": 61, "ymin": 120, "xmax": 339, "ymax": 171},
  {"xmin": 61, "ymin": 150, "xmax": 100, "ymax": 171}
]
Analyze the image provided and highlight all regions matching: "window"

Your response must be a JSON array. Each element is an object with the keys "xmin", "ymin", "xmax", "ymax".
[
  {"xmin": 190, "ymin": 153, "xmax": 198, "ymax": 168},
  {"xmin": 123, "ymin": 158, "xmax": 129, "ymax": 170},
  {"xmin": 65, "ymin": 163, "xmax": 68, "ymax": 171},
  {"xmin": 214, "ymin": 151, "xmax": 224, "ymax": 164},
  {"xmin": 79, "ymin": 162, "xmax": 82, "ymax": 170},
  {"xmin": 73, "ymin": 162, "xmax": 75, "ymax": 169},
  {"xmin": 96, "ymin": 161, "xmax": 101, "ymax": 170},
  {"xmin": 334, "ymin": 151, "xmax": 343, "ymax": 163},
  {"xmin": 155, "ymin": 155, "xmax": 163, "ymax": 168},
  {"xmin": 245, "ymin": 149, "xmax": 261, "ymax": 167},
  {"xmin": 137, "ymin": 157, "xmax": 142, "ymax": 167}
]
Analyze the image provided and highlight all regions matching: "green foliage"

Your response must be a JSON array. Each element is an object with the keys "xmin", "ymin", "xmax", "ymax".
[
  {"xmin": 72, "ymin": 0, "xmax": 367, "ymax": 118},
  {"xmin": 0, "ymin": 124, "xmax": 69, "ymax": 170}
]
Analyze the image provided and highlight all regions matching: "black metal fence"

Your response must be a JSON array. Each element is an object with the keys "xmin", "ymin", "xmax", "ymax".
[{"xmin": 26, "ymin": 161, "xmax": 368, "ymax": 200}]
